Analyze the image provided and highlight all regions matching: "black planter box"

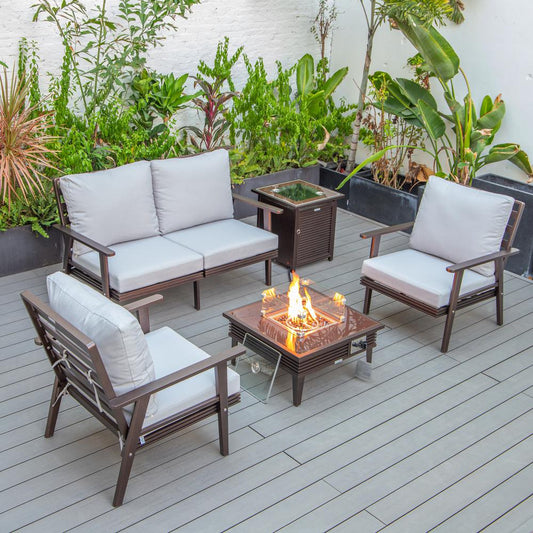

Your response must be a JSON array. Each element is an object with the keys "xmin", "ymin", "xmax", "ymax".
[
  {"xmin": 473, "ymin": 174, "xmax": 533, "ymax": 278},
  {"xmin": 319, "ymin": 167, "xmax": 417, "ymax": 227},
  {"xmin": 232, "ymin": 166, "xmax": 320, "ymax": 219},
  {"xmin": 0, "ymin": 225, "xmax": 63, "ymax": 277}
]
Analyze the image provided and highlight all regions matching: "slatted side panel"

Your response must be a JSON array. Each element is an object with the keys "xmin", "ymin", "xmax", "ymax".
[
  {"xmin": 296, "ymin": 204, "xmax": 335, "ymax": 265},
  {"xmin": 32, "ymin": 304, "xmax": 118, "ymax": 429}
]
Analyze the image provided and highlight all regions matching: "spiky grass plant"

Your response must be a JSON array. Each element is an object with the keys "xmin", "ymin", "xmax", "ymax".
[{"xmin": 0, "ymin": 68, "xmax": 55, "ymax": 210}]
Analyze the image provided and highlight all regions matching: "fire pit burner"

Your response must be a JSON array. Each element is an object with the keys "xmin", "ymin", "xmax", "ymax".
[{"xmin": 268, "ymin": 308, "xmax": 336, "ymax": 336}]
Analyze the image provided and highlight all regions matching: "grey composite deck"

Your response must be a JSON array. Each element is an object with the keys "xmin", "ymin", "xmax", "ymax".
[{"xmin": 1, "ymin": 210, "xmax": 532, "ymax": 532}]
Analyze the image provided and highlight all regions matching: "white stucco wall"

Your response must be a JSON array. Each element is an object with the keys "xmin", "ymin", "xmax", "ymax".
[
  {"xmin": 1, "ymin": 0, "xmax": 532, "ymax": 182},
  {"xmin": 331, "ymin": 0, "xmax": 533, "ymax": 182}
]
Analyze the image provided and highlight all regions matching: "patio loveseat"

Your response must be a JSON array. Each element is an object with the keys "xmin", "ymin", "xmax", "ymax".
[{"xmin": 53, "ymin": 149, "xmax": 282, "ymax": 308}]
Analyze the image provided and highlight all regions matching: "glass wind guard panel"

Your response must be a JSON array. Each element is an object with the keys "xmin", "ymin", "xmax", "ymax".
[{"xmin": 232, "ymin": 333, "xmax": 283, "ymax": 403}]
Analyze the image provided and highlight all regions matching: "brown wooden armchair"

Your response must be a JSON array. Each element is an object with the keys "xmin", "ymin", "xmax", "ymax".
[
  {"xmin": 360, "ymin": 176, "xmax": 524, "ymax": 353},
  {"xmin": 21, "ymin": 272, "xmax": 244, "ymax": 507}
]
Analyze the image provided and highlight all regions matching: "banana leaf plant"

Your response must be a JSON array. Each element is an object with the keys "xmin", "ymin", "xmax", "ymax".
[
  {"xmin": 296, "ymin": 54, "xmax": 348, "ymax": 118},
  {"xmin": 295, "ymin": 54, "xmax": 348, "ymax": 151},
  {"xmin": 381, "ymin": 15, "xmax": 533, "ymax": 184}
]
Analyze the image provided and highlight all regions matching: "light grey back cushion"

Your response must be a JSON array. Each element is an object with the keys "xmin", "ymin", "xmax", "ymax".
[
  {"xmin": 151, "ymin": 149, "xmax": 234, "ymax": 234},
  {"xmin": 409, "ymin": 176, "xmax": 514, "ymax": 276},
  {"xmin": 47, "ymin": 272, "xmax": 157, "ymax": 417},
  {"xmin": 60, "ymin": 161, "xmax": 159, "ymax": 255}
]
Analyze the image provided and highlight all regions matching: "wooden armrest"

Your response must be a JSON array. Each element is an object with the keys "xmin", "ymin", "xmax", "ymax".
[
  {"xmin": 53, "ymin": 224, "xmax": 115, "ymax": 256},
  {"xmin": 446, "ymin": 248, "xmax": 519, "ymax": 273},
  {"xmin": 124, "ymin": 294, "xmax": 164, "ymax": 313},
  {"xmin": 232, "ymin": 193, "xmax": 284, "ymax": 215},
  {"xmin": 109, "ymin": 345, "xmax": 246, "ymax": 409},
  {"xmin": 360, "ymin": 221, "xmax": 414, "ymax": 239},
  {"xmin": 124, "ymin": 295, "xmax": 164, "ymax": 334}
]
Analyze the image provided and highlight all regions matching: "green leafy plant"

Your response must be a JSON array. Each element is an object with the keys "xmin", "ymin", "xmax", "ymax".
[
  {"xmin": 380, "ymin": 15, "xmax": 532, "ymax": 184},
  {"xmin": 48, "ymin": 100, "xmax": 184, "ymax": 175},
  {"xmin": 228, "ymin": 53, "xmax": 354, "ymax": 181},
  {"xmin": 0, "ymin": 68, "xmax": 56, "ymax": 209},
  {"xmin": 187, "ymin": 38, "xmax": 243, "ymax": 151},
  {"xmin": 33, "ymin": 0, "xmax": 200, "ymax": 121},
  {"xmin": 130, "ymin": 69, "xmax": 197, "ymax": 136},
  {"xmin": 276, "ymin": 182, "xmax": 322, "ymax": 202},
  {"xmin": 360, "ymin": 70, "xmax": 425, "ymax": 188},
  {"xmin": 345, "ymin": 0, "xmax": 464, "ymax": 172},
  {"xmin": 17, "ymin": 38, "xmax": 42, "ymax": 112},
  {"xmin": 0, "ymin": 182, "xmax": 58, "ymax": 236}
]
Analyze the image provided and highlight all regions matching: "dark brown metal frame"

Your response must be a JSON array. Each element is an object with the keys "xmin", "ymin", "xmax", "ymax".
[
  {"xmin": 360, "ymin": 200, "xmax": 525, "ymax": 353},
  {"xmin": 21, "ymin": 290, "xmax": 244, "ymax": 507},
  {"xmin": 53, "ymin": 180, "xmax": 283, "ymax": 309}
]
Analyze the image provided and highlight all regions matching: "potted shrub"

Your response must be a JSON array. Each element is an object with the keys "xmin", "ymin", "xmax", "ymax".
[
  {"xmin": 320, "ymin": 68, "xmax": 430, "ymax": 225},
  {"xmin": 0, "ymin": 68, "xmax": 60, "ymax": 276},
  {"xmin": 228, "ymin": 52, "xmax": 355, "ymax": 218}
]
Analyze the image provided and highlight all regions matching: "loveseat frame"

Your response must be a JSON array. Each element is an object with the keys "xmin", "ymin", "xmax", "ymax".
[{"xmin": 53, "ymin": 179, "xmax": 282, "ymax": 309}]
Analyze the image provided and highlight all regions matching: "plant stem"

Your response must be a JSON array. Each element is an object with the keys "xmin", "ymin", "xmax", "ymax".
[
  {"xmin": 45, "ymin": 6, "xmax": 89, "ymax": 119},
  {"xmin": 346, "ymin": 0, "xmax": 378, "ymax": 172},
  {"xmin": 92, "ymin": 0, "xmax": 107, "ymax": 117}
]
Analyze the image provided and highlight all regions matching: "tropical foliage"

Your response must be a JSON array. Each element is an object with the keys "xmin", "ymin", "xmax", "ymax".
[
  {"xmin": 228, "ymin": 53, "xmax": 354, "ymax": 181},
  {"xmin": 382, "ymin": 15, "xmax": 533, "ymax": 184},
  {"xmin": 345, "ymin": 0, "xmax": 465, "ymax": 172},
  {"xmin": 360, "ymin": 70, "xmax": 425, "ymax": 188}
]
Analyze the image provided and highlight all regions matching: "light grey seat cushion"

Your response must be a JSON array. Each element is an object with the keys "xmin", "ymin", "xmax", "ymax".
[
  {"xmin": 139, "ymin": 326, "xmax": 240, "ymax": 429},
  {"xmin": 151, "ymin": 149, "xmax": 234, "ymax": 234},
  {"xmin": 361, "ymin": 249, "xmax": 495, "ymax": 308},
  {"xmin": 59, "ymin": 161, "xmax": 159, "ymax": 255},
  {"xmin": 409, "ymin": 176, "xmax": 514, "ymax": 276},
  {"xmin": 74, "ymin": 236, "xmax": 203, "ymax": 293},
  {"xmin": 163, "ymin": 219, "xmax": 278, "ymax": 270},
  {"xmin": 46, "ymin": 272, "xmax": 157, "ymax": 416}
]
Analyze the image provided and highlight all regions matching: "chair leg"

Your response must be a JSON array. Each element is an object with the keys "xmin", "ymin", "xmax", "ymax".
[
  {"xmin": 45, "ymin": 377, "xmax": 63, "ymax": 438},
  {"xmin": 113, "ymin": 399, "xmax": 148, "ymax": 507},
  {"xmin": 218, "ymin": 407, "xmax": 229, "ymax": 456},
  {"xmin": 496, "ymin": 286, "xmax": 504, "ymax": 326},
  {"xmin": 265, "ymin": 259, "xmax": 272, "ymax": 286},
  {"xmin": 441, "ymin": 309, "xmax": 456, "ymax": 353},
  {"xmin": 441, "ymin": 271, "xmax": 464, "ymax": 353},
  {"xmin": 495, "ymin": 260, "xmax": 504, "ymax": 326},
  {"xmin": 363, "ymin": 287, "xmax": 372, "ymax": 315},
  {"xmin": 113, "ymin": 446, "xmax": 137, "ymax": 507},
  {"xmin": 216, "ymin": 363, "xmax": 229, "ymax": 456},
  {"xmin": 193, "ymin": 280, "xmax": 200, "ymax": 310}
]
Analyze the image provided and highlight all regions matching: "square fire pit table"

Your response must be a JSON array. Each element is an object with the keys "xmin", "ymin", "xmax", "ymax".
[{"xmin": 223, "ymin": 292, "xmax": 384, "ymax": 406}]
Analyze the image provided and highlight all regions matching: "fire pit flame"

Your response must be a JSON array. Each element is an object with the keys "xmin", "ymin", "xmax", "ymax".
[
  {"xmin": 262, "ymin": 271, "xmax": 346, "ymax": 343},
  {"xmin": 286, "ymin": 273, "xmax": 319, "ymax": 330}
]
